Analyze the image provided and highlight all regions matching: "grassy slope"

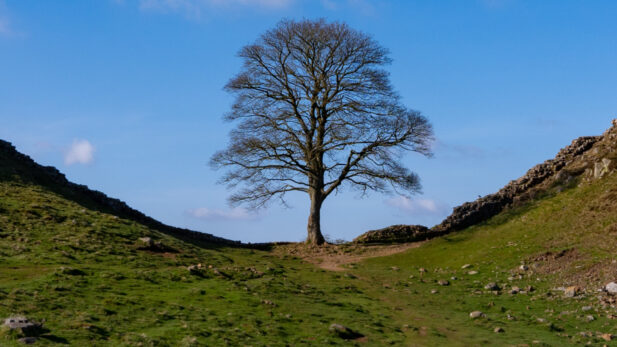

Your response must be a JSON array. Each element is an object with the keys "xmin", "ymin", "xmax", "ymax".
[
  {"xmin": 0, "ymin": 180, "xmax": 407, "ymax": 346},
  {"xmin": 351, "ymin": 173, "xmax": 617, "ymax": 346},
  {"xmin": 2, "ymin": 161, "xmax": 617, "ymax": 345}
]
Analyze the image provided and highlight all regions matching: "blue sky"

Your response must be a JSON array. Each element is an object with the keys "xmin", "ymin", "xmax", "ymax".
[{"xmin": 1, "ymin": 0, "xmax": 616, "ymax": 242}]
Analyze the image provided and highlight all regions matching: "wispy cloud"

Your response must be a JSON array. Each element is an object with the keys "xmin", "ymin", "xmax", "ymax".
[
  {"xmin": 64, "ymin": 140, "xmax": 95, "ymax": 165},
  {"xmin": 433, "ymin": 140, "xmax": 486, "ymax": 160},
  {"xmin": 0, "ymin": 0, "xmax": 13, "ymax": 37},
  {"xmin": 385, "ymin": 196, "xmax": 449, "ymax": 216},
  {"xmin": 138, "ymin": 0, "xmax": 292, "ymax": 18},
  {"xmin": 186, "ymin": 207, "xmax": 259, "ymax": 221}
]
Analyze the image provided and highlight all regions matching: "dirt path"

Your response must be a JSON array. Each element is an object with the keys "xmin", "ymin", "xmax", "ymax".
[{"xmin": 272, "ymin": 242, "xmax": 424, "ymax": 271}]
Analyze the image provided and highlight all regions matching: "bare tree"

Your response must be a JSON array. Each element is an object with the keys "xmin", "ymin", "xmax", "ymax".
[{"xmin": 211, "ymin": 19, "xmax": 433, "ymax": 245}]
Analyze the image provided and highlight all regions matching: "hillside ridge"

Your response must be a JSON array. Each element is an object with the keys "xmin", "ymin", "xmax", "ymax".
[
  {"xmin": 434, "ymin": 119, "xmax": 617, "ymax": 233},
  {"xmin": 0, "ymin": 140, "xmax": 240, "ymax": 246},
  {"xmin": 356, "ymin": 119, "xmax": 617, "ymax": 243}
]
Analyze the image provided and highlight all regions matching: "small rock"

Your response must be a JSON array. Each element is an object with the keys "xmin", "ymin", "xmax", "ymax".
[
  {"xmin": 419, "ymin": 268, "xmax": 427, "ymax": 273},
  {"xmin": 468, "ymin": 271, "xmax": 478, "ymax": 275},
  {"xmin": 564, "ymin": 286, "xmax": 580, "ymax": 298},
  {"xmin": 328, "ymin": 323, "xmax": 363, "ymax": 340},
  {"xmin": 451, "ymin": 276, "xmax": 458, "ymax": 280},
  {"xmin": 18, "ymin": 337, "xmax": 37, "ymax": 345},
  {"xmin": 391, "ymin": 266, "xmax": 400, "ymax": 271},
  {"xmin": 3, "ymin": 316, "xmax": 41, "ymax": 335},
  {"xmin": 438, "ymin": 280, "xmax": 449, "ymax": 286},
  {"xmin": 601, "ymin": 333, "xmax": 613, "ymax": 341},
  {"xmin": 605, "ymin": 282, "xmax": 617, "ymax": 294},
  {"xmin": 485, "ymin": 283, "xmax": 500, "ymax": 291},
  {"xmin": 519, "ymin": 265, "xmax": 529, "ymax": 271},
  {"xmin": 526, "ymin": 285, "xmax": 535, "ymax": 292},
  {"xmin": 585, "ymin": 315, "xmax": 595, "ymax": 322},
  {"xmin": 431, "ymin": 289, "xmax": 438, "ymax": 294},
  {"xmin": 494, "ymin": 327, "xmax": 504, "ymax": 333},
  {"xmin": 469, "ymin": 311, "xmax": 485, "ymax": 319},
  {"xmin": 510, "ymin": 286, "xmax": 520, "ymax": 295},
  {"xmin": 461, "ymin": 264, "xmax": 472, "ymax": 269},
  {"xmin": 581, "ymin": 306, "xmax": 593, "ymax": 312},
  {"xmin": 537, "ymin": 318, "xmax": 546, "ymax": 323}
]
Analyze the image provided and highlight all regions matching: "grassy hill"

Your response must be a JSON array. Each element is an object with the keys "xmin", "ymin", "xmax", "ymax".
[{"xmin": 2, "ymin": 134, "xmax": 617, "ymax": 345}]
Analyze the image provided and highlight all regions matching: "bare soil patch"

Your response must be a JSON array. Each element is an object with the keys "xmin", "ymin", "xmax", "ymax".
[{"xmin": 272, "ymin": 242, "xmax": 424, "ymax": 271}]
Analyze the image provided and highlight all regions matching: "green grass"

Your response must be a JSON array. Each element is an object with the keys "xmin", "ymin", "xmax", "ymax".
[{"xmin": 3, "ymin": 166, "xmax": 617, "ymax": 345}]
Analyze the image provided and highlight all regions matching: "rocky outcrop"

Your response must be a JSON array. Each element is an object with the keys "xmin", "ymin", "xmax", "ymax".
[
  {"xmin": 364, "ymin": 119, "xmax": 617, "ymax": 244},
  {"xmin": 0, "ymin": 140, "xmax": 240, "ymax": 246},
  {"xmin": 353, "ymin": 224, "xmax": 440, "ymax": 244},
  {"xmin": 433, "ymin": 120, "xmax": 617, "ymax": 234}
]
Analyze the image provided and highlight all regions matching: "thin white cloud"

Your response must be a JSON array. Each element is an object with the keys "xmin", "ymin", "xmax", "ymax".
[
  {"xmin": 64, "ymin": 139, "xmax": 95, "ymax": 165},
  {"xmin": 0, "ymin": 0, "xmax": 12, "ymax": 37},
  {"xmin": 385, "ymin": 196, "xmax": 449, "ymax": 216},
  {"xmin": 187, "ymin": 207, "xmax": 259, "ymax": 221},
  {"xmin": 139, "ymin": 0, "xmax": 292, "ymax": 17}
]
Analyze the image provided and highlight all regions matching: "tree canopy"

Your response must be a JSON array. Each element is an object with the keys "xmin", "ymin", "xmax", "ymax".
[{"xmin": 211, "ymin": 19, "xmax": 433, "ymax": 244}]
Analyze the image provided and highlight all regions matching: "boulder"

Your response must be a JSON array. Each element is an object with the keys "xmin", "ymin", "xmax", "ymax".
[
  {"xmin": 605, "ymin": 282, "xmax": 617, "ymax": 294},
  {"xmin": 3, "ymin": 316, "xmax": 42, "ymax": 336},
  {"xmin": 469, "ymin": 311, "xmax": 485, "ymax": 319},
  {"xmin": 564, "ymin": 286, "xmax": 580, "ymax": 298},
  {"xmin": 484, "ymin": 283, "xmax": 500, "ymax": 291},
  {"xmin": 328, "ymin": 323, "xmax": 363, "ymax": 340}
]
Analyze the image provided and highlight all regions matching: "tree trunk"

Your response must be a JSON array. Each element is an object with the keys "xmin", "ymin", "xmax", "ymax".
[{"xmin": 306, "ymin": 192, "xmax": 325, "ymax": 245}]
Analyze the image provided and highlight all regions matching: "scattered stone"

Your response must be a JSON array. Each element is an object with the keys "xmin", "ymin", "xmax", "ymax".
[
  {"xmin": 438, "ymin": 280, "xmax": 449, "ymax": 286},
  {"xmin": 391, "ymin": 266, "xmax": 400, "ymax": 271},
  {"xmin": 430, "ymin": 289, "xmax": 438, "ymax": 294},
  {"xmin": 419, "ymin": 268, "xmax": 427, "ymax": 273},
  {"xmin": 537, "ymin": 318, "xmax": 546, "ymax": 323},
  {"xmin": 526, "ymin": 285, "xmax": 535, "ymax": 292},
  {"xmin": 261, "ymin": 300, "xmax": 276, "ymax": 306},
  {"xmin": 469, "ymin": 311, "xmax": 485, "ymax": 319},
  {"xmin": 485, "ymin": 283, "xmax": 500, "ymax": 291},
  {"xmin": 468, "ymin": 271, "xmax": 478, "ymax": 275},
  {"xmin": 585, "ymin": 315, "xmax": 595, "ymax": 322},
  {"xmin": 461, "ymin": 264, "xmax": 472, "ymax": 269},
  {"xmin": 601, "ymin": 333, "xmax": 613, "ymax": 341},
  {"xmin": 494, "ymin": 327, "xmax": 504, "ymax": 333},
  {"xmin": 328, "ymin": 323, "xmax": 363, "ymax": 340},
  {"xmin": 605, "ymin": 282, "xmax": 617, "ymax": 294},
  {"xmin": 519, "ymin": 265, "xmax": 529, "ymax": 271},
  {"xmin": 581, "ymin": 306, "xmax": 593, "ymax": 312},
  {"xmin": 564, "ymin": 286, "xmax": 580, "ymax": 298},
  {"xmin": 451, "ymin": 276, "xmax": 458, "ymax": 281},
  {"xmin": 3, "ymin": 316, "xmax": 42, "ymax": 336},
  {"xmin": 136, "ymin": 237, "xmax": 177, "ymax": 253},
  {"xmin": 510, "ymin": 286, "xmax": 520, "ymax": 295},
  {"xmin": 18, "ymin": 337, "xmax": 37, "ymax": 345}
]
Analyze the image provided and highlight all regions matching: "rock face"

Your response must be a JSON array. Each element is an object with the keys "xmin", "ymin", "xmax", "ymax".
[
  {"xmin": 433, "ymin": 135, "xmax": 601, "ymax": 233},
  {"xmin": 365, "ymin": 120, "xmax": 617, "ymax": 243},
  {"xmin": 353, "ymin": 225, "xmax": 439, "ymax": 244},
  {"xmin": 0, "ymin": 140, "xmax": 240, "ymax": 246}
]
